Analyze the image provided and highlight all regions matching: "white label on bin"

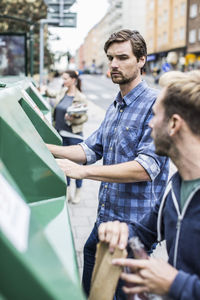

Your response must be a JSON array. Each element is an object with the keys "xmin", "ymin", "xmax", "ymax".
[{"xmin": 0, "ymin": 174, "xmax": 30, "ymax": 252}]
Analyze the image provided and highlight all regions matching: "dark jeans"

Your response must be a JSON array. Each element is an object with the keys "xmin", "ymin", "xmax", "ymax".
[
  {"xmin": 82, "ymin": 223, "xmax": 99, "ymax": 296},
  {"xmin": 62, "ymin": 135, "xmax": 83, "ymax": 188},
  {"xmin": 82, "ymin": 223, "xmax": 127, "ymax": 300}
]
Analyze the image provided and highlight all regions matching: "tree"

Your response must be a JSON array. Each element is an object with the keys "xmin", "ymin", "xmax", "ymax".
[{"xmin": 0, "ymin": 0, "xmax": 54, "ymax": 75}]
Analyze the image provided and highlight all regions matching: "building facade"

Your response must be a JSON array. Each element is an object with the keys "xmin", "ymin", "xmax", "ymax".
[
  {"xmin": 145, "ymin": 0, "xmax": 187, "ymax": 73},
  {"xmin": 77, "ymin": 0, "xmax": 200, "ymax": 74},
  {"xmin": 186, "ymin": 0, "xmax": 200, "ymax": 69}
]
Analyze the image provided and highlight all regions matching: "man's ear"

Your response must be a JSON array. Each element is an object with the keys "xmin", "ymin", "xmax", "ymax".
[
  {"xmin": 138, "ymin": 56, "xmax": 146, "ymax": 68},
  {"xmin": 168, "ymin": 114, "xmax": 182, "ymax": 136}
]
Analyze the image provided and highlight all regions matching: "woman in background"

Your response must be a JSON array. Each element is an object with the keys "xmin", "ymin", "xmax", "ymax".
[{"xmin": 53, "ymin": 70, "xmax": 88, "ymax": 204}]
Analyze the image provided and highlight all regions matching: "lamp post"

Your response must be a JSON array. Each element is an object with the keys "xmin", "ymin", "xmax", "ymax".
[{"xmin": 29, "ymin": 24, "xmax": 34, "ymax": 77}]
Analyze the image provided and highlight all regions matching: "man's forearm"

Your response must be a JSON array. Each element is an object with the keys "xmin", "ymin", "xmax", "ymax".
[
  {"xmin": 46, "ymin": 144, "xmax": 87, "ymax": 164},
  {"xmin": 84, "ymin": 160, "xmax": 151, "ymax": 183}
]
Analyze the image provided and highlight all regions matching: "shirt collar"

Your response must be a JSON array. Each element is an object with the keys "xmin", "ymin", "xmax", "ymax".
[{"xmin": 114, "ymin": 80, "xmax": 148, "ymax": 107}]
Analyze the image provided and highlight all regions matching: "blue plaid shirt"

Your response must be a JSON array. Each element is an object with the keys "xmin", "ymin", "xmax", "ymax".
[{"xmin": 81, "ymin": 81, "xmax": 169, "ymax": 224}]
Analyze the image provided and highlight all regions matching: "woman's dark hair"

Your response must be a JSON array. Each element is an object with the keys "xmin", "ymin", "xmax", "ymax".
[{"xmin": 65, "ymin": 70, "xmax": 82, "ymax": 91}]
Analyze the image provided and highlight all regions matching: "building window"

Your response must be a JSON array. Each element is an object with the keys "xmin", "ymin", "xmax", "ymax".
[
  {"xmin": 180, "ymin": 27, "xmax": 185, "ymax": 40},
  {"xmin": 149, "ymin": 19, "xmax": 153, "ymax": 28},
  {"xmin": 174, "ymin": 30, "xmax": 177, "ymax": 42},
  {"xmin": 157, "ymin": 36, "xmax": 161, "ymax": 47},
  {"xmin": 149, "ymin": 0, "xmax": 154, "ymax": 10},
  {"xmin": 163, "ymin": 32, "xmax": 168, "ymax": 43},
  {"xmin": 199, "ymin": 29, "xmax": 200, "ymax": 41},
  {"xmin": 115, "ymin": 0, "xmax": 122, "ymax": 8},
  {"xmin": 163, "ymin": 10, "xmax": 168, "ymax": 22},
  {"xmin": 180, "ymin": 2, "xmax": 186, "ymax": 16},
  {"xmin": 148, "ymin": 39, "xmax": 153, "ymax": 48},
  {"xmin": 189, "ymin": 29, "xmax": 197, "ymax": 43},
  {"xmin": 174, "ymin": 7, "xmax": 178, "ymax": 19},
  {"xmin": 190, "ymin": 4, "xmax": 198, "ymax": 18},
  {"xmin": 158, "ymin": 16, "xmax": 162, "ymax": 26}
]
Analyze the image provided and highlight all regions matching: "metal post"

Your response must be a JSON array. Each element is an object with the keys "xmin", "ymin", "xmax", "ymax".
[
  {"xmin": 60, "ymin": 0, "xmax": 64, "ymax": 26},
  {"xmin": 30, "ymin": 25, "xmax": 34, "ymax": 77},
  {"xmin": 39, "ymin": 20, "xmax": 44, "ymax": 87}
]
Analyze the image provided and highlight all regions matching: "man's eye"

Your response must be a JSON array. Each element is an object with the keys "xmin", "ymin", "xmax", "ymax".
[
  {"xmin": 107, "ymin": 56, "xmax": 113, "ymax": 61},
  {"xmin": 119, "ymin": 56, "xmax": 128, "ymax": 60}
]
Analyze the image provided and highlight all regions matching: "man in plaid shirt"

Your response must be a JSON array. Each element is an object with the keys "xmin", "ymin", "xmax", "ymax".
[{"xmin": 47, "ymin": 29, "xmax": 169, "ymax": 298}]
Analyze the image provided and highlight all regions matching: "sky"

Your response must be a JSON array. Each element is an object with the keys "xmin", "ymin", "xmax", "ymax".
[{"xmin": 48, "ymin": 0, "xmax": 109, "ymax": 55}]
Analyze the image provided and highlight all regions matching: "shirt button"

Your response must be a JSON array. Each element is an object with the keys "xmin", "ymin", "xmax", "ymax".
[
  {"xmin": 110, "ymin": 147, "xmax": 112, "ymax": 150},
  {"xmin": 126, "ymin": 127, "xmax": 129, "ymax": 130},
  {"xmin": 120, "ymin": 109, "xmax": 123, "ymax": 113},
  {"xmin": 114, "ymin": 127, "xmax": 117, "ymax": 131},
  {"xmin": 105, "ymin": 185, "xmax": 108, "ymax": 188},
  {"xmin": 102, "ymin": 204, "xmax": 105, "ymax": 207}
]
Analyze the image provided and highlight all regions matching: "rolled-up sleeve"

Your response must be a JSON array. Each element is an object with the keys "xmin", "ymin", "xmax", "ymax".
[
  {"xmin": 79, "ymin": 142, "xmax": 97, "ymax": 165},
  {"xmin": 135, "ymin": 153, "xmax": 161, "ymax": 181}
]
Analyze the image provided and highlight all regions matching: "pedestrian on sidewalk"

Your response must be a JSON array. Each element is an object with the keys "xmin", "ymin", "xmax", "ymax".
[
  {"xmin": 98, "ymin": 70, "xmax": 200, "ymax": 300},
  {"xmin": 46, "ymin": 30, "xmax": 169, "ymax": 299},
  {"xmin": 48, "ymin": 70, "xmax": 88, "ymax": 204}
]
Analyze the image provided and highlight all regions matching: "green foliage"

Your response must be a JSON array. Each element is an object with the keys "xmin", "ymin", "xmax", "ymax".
[{"xmin": 0, "ymin": 0, "xmax": 55, "ymax": 75}]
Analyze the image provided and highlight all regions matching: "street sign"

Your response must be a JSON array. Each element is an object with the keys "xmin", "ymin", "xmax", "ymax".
[
  {"xmin": 47, "ymin": 1, "xmax": 76, "ymax": 11},
  {"xmin": 47, "ymin": 0, "xmax": 76, "ymax": 11},
  {"xmin": 47, "ymin": 12, "xmax": 77, "ymax": 27},
  {"xmin": 47, "ymin": 0, "xmax": 76, "ymax": 26},
  {"xmin": 59, "ymin": 15, "xmax": 77, "ymax": 27},
  {"xmin": 46, "ymin": 0, "xmax": 75, "ymax": 4},
  {"xmin": 48, "ymin": 4, "xmax": 72, "ymax": 13}
]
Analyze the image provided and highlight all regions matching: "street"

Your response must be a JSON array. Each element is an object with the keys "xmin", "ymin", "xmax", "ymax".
[{"xmin": 80, "ymin": 74, "xmax": 119, "ymax": 111}]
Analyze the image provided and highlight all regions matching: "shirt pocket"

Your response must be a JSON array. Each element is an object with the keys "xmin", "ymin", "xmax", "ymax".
[{"xmin": 115, "ymin": 126, "xmax": 139, "ymax": 160}]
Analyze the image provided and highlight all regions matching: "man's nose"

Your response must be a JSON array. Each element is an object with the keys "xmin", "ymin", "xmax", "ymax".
[
  {"xmin": 110, "ymin": 58, "xmax": 119, "ymax": 69},
  {"xmin": 149, "ymin": 119, "xmax": 153, "ymax": 128}
]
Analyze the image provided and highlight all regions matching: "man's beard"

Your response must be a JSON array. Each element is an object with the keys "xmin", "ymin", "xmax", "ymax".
[
  {"xmin": 155, "ymin": 139, "xmax": 171, "ymax": 156},
  {"xmin": 111, "ymin": 71, "xmax": 138, "ymax": 84},
  {"xmin": 154, "ymin": 132, "xmax": 172, "ymax": 157}
]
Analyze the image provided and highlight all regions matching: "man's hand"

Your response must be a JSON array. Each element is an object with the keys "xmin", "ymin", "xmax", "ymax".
[
  {"xmin": 46, "ymin": 143, "xmax": 56, "ymax": 154},
  {"xmin": 56, "ymin": 158, "xmax": 86, "ymax": 179},
  {"xmin": 98, "ymin": 221, "xmax": 129, "ymax": 253},
  {"xmin": 112, "ymin": 257, "xmax": 178, "ymax": 295}
]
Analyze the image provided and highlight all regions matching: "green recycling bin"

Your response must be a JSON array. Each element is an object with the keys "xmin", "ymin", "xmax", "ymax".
[
  {"xmin": 0, "ymin": 77, "xmax": 61, "ymax": 145},
  {"xmin": 0, "ymin": 84, "xmax": 86, "ymax": 300}
]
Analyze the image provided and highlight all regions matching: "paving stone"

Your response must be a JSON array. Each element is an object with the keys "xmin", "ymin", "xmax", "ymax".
[
  {"xmin": 74, "ymin": 226, "xmax": 92, "ymax": 239},
  {"xmin": 72, "ymin": 207, "xmax": 97, "ymax": 217},
  {"xmin": 69, "ymin": 216, "xmax": 91, "ymax": 226}
]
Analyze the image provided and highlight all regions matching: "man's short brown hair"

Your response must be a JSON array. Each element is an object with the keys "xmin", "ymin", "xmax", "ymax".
[
  {"xmin": 104, "ymin": 29, "xmax": 147, "ymax": 62},
  {"xmin": 160, "ymin": 71, "xmax": 200, "ymax": 135}
]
